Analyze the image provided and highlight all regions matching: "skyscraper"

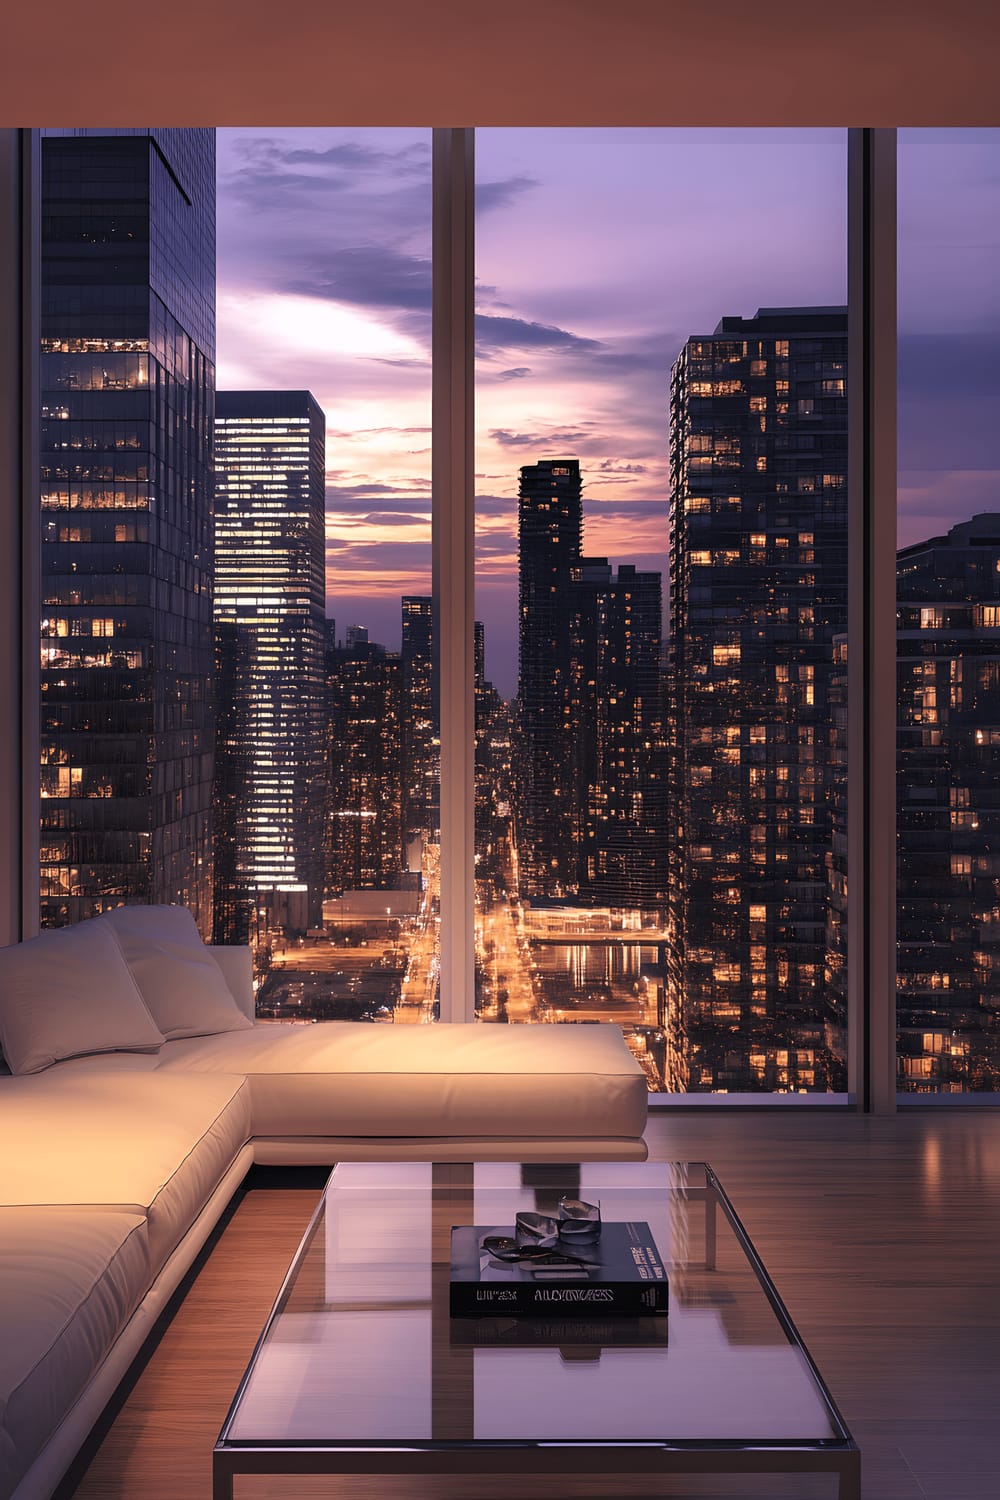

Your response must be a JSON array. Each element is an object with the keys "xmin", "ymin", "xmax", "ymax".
[
  {"xmin": 400, "ymin": 595, "xmax": 438, "ymax": 845},
  {"xmin": 582, "ymin": 564, "xmax": 666, "ymax": 908},
  {"xmin": 39, "ymin": 129, "xmax": 216, "ymax": 934},
  {"xmin": 896, "ymin": 514, "xmax": 1000, "ymax": 1092},
  {"xmin": 516, "ymin": 459, "xmax": 664, "ymax": 907},
  {"xmin": 667, "ymin": 307, "xmax": 849, "ymax": 1093},
  {"xmin": 213, "ymin": 391, "xmax": 327, "ymax": 942},
  {"xmin": 326, "ymin": 636, "xmax": 403, "ymax": 892},
  {"xmin": 517, "ymin": 460, "xmax": 584, "ymax": 897},
  {"xmin": 473, "ymin": 620, "xmax": 512, "ymax": 892}
]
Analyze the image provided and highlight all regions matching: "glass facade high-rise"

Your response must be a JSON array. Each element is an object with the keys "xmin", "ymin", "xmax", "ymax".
[
  {"xmin": 39, "ymin": 129, "xmax": 216, "ymax": 934},
  {"xmin": 516, "ymin": 460, "xmax": 665, "ymax": 908},
  {"xmin": 896, "ymin": 514, "xmax": 1000, "ymax": 1092},
  {"xmin": 667, "ymin": 307, "xmax": 849, "ymax": 1093},
  {"xmin": 213, "ymin": 391, "xmax": 327, "ymax": 943},
  {"xmin": 580, "ymin": 563, "xmax": 665, "ymax": 909},
  {"xmin": 400, "ymin": 595, "xmax": 438, "ymax": 849},
  {"xmin": 326, "ymin": 636, "xmax": 403, "ymax": 892},
  {"xmin": 474, "ymin": 623, "xmax": 511, "ymax": 898},
  {"xmin": 516, "ymin": 460, "xmax": 586, "ymax": 898}
]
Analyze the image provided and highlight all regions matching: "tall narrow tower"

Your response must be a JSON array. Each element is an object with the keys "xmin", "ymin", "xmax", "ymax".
[
  {"xmin": 213, "ymin": 390, "xmax": 327, "ymax": 941},
  {"xmin": 517, "ymin": 459, "xmax": 583, "ymax": 896},
  {"xmin": 326, "ymin": 637, "xmax": 403, "ymax": 893},
  {"xmin": 39, "ymin": 129, "xmax": 216, "ymax": 934},
  {"xmin": 400, "ymin": 595, "xmax": 438, "ymax": 844},
  {"xmin": 667, "ymin": 307, "xmax": 849, "ymax": 1092},
  {"xmin": 583, "ymin": 564, "xmax": 666, "ymax": 908},
  {"xmin": 517, "ymin": 459, "xmax": 664, "ymax": 908}
]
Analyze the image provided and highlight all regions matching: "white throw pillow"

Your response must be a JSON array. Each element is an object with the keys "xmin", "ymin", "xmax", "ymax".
[
  {"xmin": 0, "ymin": 921, "xmax": 165, "ymax": 1075},
  {"xmin": 102, "ymin": 904, "xmax": 253, "ymax": 1040}
]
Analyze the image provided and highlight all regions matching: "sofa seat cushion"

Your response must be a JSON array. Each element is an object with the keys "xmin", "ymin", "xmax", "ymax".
[
  {"xmin": 0, "ymin": 1207, "xmax": 149, "ymax": 1497},
  {"xmin": 146, "ymin": 1020, "xmax": 648, "ymax": 1141},
  {"xmin": 0, "ymin": 1072, "xmax": 252, "ymax": 1270}
]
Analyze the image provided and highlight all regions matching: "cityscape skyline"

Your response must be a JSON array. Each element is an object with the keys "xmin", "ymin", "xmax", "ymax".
[
  {"xmin": 33, "ymin": 125, "xmax": 1000, "ymax": 1094},
  {"xmin": 216, "ymin": 126, "xmax": 1000, "ymax": 697}
]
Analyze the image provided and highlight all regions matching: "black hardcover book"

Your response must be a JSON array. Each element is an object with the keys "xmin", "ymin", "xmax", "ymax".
[{"xmin": 449, "ymin": 1221, "xmax": 669, "ymax": 1318}]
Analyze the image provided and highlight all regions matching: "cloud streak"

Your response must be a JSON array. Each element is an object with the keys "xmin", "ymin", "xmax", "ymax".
[
  {"xmin": 288, "ymin": 248, "xmax": 431, "ymax": 314},
  {"xmin": 476, "ymin": 174, "xmax": 539, "ymax": 216},
  {"xmin": 489, "ymin": 426, "xmax": 597, "ymax": 449},
  {"xmin": 476, "ymin": 314, "xmax": 603, "ymax": 354}
]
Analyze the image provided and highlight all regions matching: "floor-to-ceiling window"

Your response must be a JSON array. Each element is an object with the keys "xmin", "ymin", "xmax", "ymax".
[
  {"xmin": 23, "ymin": 124, "xmax": 1000, "ymax": 1105},
  {"xmin": 212, "ymin": 128, "xmax": 437, "ymax": 1022},
  {"xmin": 37, "ymin": 127, "xmax": 440, "ymax": 1024},
  {"xmin": 473, "ymin": 130, "xmax": 850, "ymax": 1094},
  {"xmin": 896, "ymin": 127, "xmax": 1000, "ymax": 1096}
]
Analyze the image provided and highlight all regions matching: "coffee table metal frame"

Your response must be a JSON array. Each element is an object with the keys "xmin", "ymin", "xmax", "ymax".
[{"xmin": 213, "ymin": 1161, "xmax": 860, "ymax": 1500}]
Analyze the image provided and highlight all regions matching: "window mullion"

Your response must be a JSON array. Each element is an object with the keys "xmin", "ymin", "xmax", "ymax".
[
  {"xmin": 432, "ymin": 127, "xmax": 476, "ymax": 1023},
  {"xmin": 847, "ymin": 127, "xmax": 897, "ymax": 1111},
  {"xmin": 0, "ymin": 128, "xmax": 39, "ymax": 947}
]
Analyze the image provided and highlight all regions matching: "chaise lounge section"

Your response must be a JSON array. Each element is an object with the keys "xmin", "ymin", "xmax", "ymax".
[{"xmin": 0, "ymin": 905, "xmax": 647, "ymax": 1500}]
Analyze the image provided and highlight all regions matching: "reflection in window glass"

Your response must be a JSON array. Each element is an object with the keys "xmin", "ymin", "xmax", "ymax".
[
  {"xmin": 897, "ymin": 128, "xmax": 1000, "ymax": 1093},
  {"xmin": 475, "ymin": 129, "xmax": 848, "ymax": 1093}
]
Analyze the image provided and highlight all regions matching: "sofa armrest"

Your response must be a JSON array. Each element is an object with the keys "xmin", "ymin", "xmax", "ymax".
[{"xmin": 209, "ymin": 945, "xmax": 255, "ymax": 1020}]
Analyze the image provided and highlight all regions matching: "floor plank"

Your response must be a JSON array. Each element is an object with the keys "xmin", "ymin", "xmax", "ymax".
[
  {"xmin": 65, "ymin": 1185, "xmax": 322, "ymax": 1500},
  {"xmin": 64, "ymin": 1112, "xmax": 1000, "ymax": 1500}
]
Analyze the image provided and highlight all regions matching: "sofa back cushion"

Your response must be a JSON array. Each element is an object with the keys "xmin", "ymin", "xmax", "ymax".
[
  {"xmin": 102, "ymin": 905, "xmax": 254, "ymax": 1040},
  {"xmin": 0, "ymin": 922, "xmax": 165, "ymax": 1075}
]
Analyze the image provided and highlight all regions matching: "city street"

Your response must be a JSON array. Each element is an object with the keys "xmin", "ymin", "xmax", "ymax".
[
  {"xmin": 396, "ymin": 840, "xmax": 440, "ymax": 1023},
  {"xmin": 476, "ymin": 888, "xmax": 541, "ymax": 1024}
]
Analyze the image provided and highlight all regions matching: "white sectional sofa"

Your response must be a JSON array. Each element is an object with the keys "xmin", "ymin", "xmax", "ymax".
[{"xmin": 0, "ymin": 907, "xmax": 647, "ymax": 1500}]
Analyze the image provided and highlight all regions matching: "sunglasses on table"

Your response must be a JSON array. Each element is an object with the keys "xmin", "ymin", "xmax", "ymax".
[{"xmin": 480, "ymin": 1233, "xmax": 596, "ymax": 1267}]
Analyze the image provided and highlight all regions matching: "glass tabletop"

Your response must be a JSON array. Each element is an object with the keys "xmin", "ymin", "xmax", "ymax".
[{"xmin": 217, "ymin": 1161, "xmax": 854, "ymax": 1455}]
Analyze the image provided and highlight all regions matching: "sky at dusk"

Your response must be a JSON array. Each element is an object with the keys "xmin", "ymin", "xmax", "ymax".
[{"xmin": 216, "ymin": 127, "xmax": 1000, "ymax": 699}]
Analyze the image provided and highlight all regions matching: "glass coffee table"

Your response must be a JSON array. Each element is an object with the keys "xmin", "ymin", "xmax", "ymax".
[{"xmin": 214, "ymin": 1161, "xmax": 859, "ymax": 1498}]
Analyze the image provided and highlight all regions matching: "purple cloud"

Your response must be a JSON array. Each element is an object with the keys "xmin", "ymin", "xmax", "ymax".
[{"xmin": 476, "ymin": 314, "xmax": 603, "ymax": 354}]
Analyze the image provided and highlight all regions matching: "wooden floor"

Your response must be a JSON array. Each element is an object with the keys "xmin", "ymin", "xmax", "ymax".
[{"xmin": 61, "ymin": 1111, "xmax": 1000, "ymax": 1500}]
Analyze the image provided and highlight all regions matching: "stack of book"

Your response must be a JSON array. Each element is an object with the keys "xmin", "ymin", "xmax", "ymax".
[{"xmin": 449, "ymin": 1220, "xmax": 669, "ymax": 1320}]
